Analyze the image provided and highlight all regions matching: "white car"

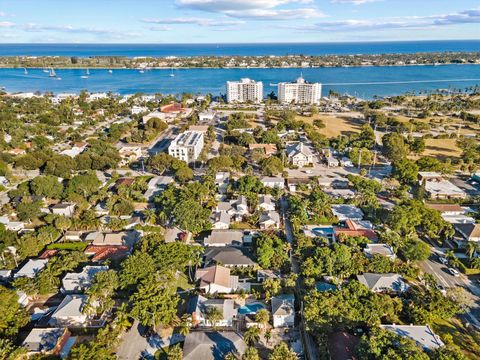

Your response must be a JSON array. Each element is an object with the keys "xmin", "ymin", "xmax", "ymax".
[
  {"xmin": 438, "ymin": 256, "xmax": 449, "ymax": 265},
  {"xmin": 447, "ymin": 268, "xmax": 460, "ymax": 277}
]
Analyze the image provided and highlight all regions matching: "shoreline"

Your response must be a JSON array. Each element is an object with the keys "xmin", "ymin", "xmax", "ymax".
[{"xmin": 1, "ymin": 63, "xmax": 479, "ymax": 70}]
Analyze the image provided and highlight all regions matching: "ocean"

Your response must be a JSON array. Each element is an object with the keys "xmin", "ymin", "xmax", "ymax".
[
  {"xmin": 1, "ymin": 64, "xmax": 480, "ymax": 99},
  {"xmin": 0, "ymin": 40, "xmax": 479, "ymax": 57}
]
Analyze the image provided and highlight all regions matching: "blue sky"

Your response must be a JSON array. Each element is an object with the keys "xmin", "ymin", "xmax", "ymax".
[{"xmin": 0, "ymin": 0, "xmax": 479, "ymax": 43}]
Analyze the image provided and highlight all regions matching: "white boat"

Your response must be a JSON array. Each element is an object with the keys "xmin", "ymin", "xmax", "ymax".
[
  {"xmin": 139, "ymin": 69, "xmax": 145, "ymax": 74},
  {"xmin": 170, "ymin": 67, "xmax": 175, "ymax": 77},
  {"xmin": 108, "ymin": 69, "xmax": 113, "ymax": 74},
  {"xmin": 81, "ymin": 69, "xmax": 90, "ymax": 79},
  {"xmin": 49, "ymin": 68, "xmax": 57, "ymax": 77},
  {"xmin": 24, "ymin": 68, "xmax": 28, "ymax": 75}
]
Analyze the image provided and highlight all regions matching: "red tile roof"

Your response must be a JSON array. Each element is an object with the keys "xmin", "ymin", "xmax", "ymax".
[
  {"xmin": 84, "ymin": 245, "xmax": 130, "ymax": 261},
  {"xmin": 335, "ymin": 228, "xmax": 378, "ymax": 241},
  {"xmin": 38, "ymin": 249, "xmax": 58, "ymax": 259}
]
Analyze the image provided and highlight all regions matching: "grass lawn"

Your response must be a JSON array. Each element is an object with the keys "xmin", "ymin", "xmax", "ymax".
[
  {"xmin": 297, "ymin": 113, "xmax": 364, "ymax": 138},
  {"xmin": 174, "ymin": 272, "xmax": 193, "ymax": 292},
  {"xmin": 423, "ymin": 138, "xmax": 462, "ymax": 159},
  {"xmin": 431, "ymin": 317, "xmax": 480, "ymax": 358}
]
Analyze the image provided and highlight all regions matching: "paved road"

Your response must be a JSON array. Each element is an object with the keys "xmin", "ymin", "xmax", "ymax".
[{"xmin": 419, "ymin": 250, "xmax": 480, "ymax": 327}]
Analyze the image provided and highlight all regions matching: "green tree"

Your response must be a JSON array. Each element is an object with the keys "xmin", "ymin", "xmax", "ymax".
[
  {"xmin": 167, "ymin": 344, "xmax": 183, "ymax": 360},
  {"xmin": 242, "ymin": 347, "xmax": 260, "ymax": 360},
  {"xmin": 382, "ymin": 132, "xmax": 409, "ymax": 162},
  {"xmin": 244, "ymin": 326, "xmax": 261, "ymax": 346},
  {"xmin": 205, "ymin": 306, "xmax": 223, "ymax": 329},
  {"xmin": 30, "ymin": 175, "xmax": 64, "ymax": 199},
  {"xmin": 268, "ymin": 342, "xmax": 298, "ymax": 360},
  {"xmin": 0, "ymin": 285, "xmax": 30, "ymax": 337}
]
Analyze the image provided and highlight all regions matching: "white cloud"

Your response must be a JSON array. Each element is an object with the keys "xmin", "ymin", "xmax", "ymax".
[
  {"xmin": 286, "ymin": 8, "xmax": 480, "ymax": 31},
  {"xmin": 331, "ymin": 0, "xmax": 380, "ymax": 4},
  {"xmin": 143, "ymin": 17, "xmax": 244, "ymax": 27},
  {"xmin": 175, "ymin": 0, "xmax": 322, "ymax": 20},
  {"xmin": 0, "ymin": 21, "xmax": 15, "ymax": 28},
  {"xmin": 146, "ymin": 25, "xmax": 173, "ymax": 31}
]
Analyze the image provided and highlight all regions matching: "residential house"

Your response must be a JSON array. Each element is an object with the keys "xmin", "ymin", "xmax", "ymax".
[
  {"xmin": 215, "ymin": 172, "xmax": 230, "ymax": 194},
  {"xmin": 287, "ymin": 178, "xmax": 312, "ymax": 192},
  {"xmin": 248, "ymin": 143, "xmax": 277, "ymax": 156},
  {"xmin": 48, "ymin": 295, "xmax": 89, "ymax": 327},
  {"xmin": 0, "ymin": 216, "xmax": 24, "ymax": 232},
  {"xmin": 258, "ymin": 195, "xmax": 276, "ymax": 212},
  {"xmin": 286, "ymin": 142, "xmax": 314, "ymax": 167},
  {"xmin": 261, "ymin": 177, "xmax": 284, "ymax": 189},
  {"xmin": 22, "ymin": 328, "xmax": 71, "ymax": 357},
  {"xmin": 257, "ymin": 269, "xmax": 282, "ymax": 282},
  {"xmin": 117, "ymin": 144, "xmax": 143, "ymax": 166},
  {"xmin": 331, "ymin": 205, "xmax": 364, "ymax": 221},
  {"xmin": 91, "ymin": 231, "xmax": 139, "ymax": 247},
  {"xmin": 426, "ymin": 203, "xmax": 475, "ymax": 224},
  {"xmin": 14, "ymin": 259, "xmax": 49, "ymax": 279},
  {"xmin": 204, "ymin": 247, "xmax": 256, "ymax": 268},
  {"xmin": 199, "ymin": 111, "xmax": 216, "ymax": 122},
  {"xmin": 183, "ymin": 331, "xmax": 247, "ymax": 360},
  {"xmin": 357, "ymin": 273, "xmax": 408, "ymax": 293},
  {"xmin": 364, "ymin": 244, "xmax": 396, "ymax": 260},
  {"xmin": 259, "ymin": 211, "xmax": 281, "ymax": 229},
  {"xmin": 211, "ymin": 211, "xmax": 231, "ymax": 230},
  {"xmin": 203, "ymin": 230, "xmax": 245, "ymax": 247},
  {"xmin": 334, "ymin": 219, "xmax": 378, "ymax": 241},
  {"xmin": 61, "ymin": 266, "xmax": 108, "ymax": 293},
  {"xmin": 187, "ymin": 295, "xmax": 238, "ymax": 327},
  {"xmin": 195, "ymin": 265, "xmax": 239, "ymax": 294},
  {"xmin": 84, "ymin": 245, "xmax": 130, "ymax": 262},
  {"xmin": 303, "ymin": 225, "xmax": 335, "ymax": 243},
  {"xmin": 272, "ymin": 294, "xmax": 295, "ymax": 328},
  {"xmin": 418, "ymin": 172, "xmax": 466, "ymax": 200},
  {"xmin": 454, "ymin": 223, "xmax": 480, "ymax": 244},
  {"xmin": 144, "ymin": 176, "xmax": 174, "ymax": 202},
  {"xmin": 60, "ymin": 142, "xmax": 87, "ymax": 158},
  {"xmin": 380, "ymin": 324, "xmax": 444, "ymax": 350},
  {"xmin": 50, "ymin": 203, "xmax": 76, "ymax": 217}
]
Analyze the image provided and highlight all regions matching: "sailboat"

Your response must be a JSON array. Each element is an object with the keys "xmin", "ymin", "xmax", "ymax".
[
  {"xmin": 169, "ymin": 67, "xmax": 175, "ymax": 77},
  {"xmin": 23, "ymin": 68, "xmax": 28, "ymax": 75},
  {"xmin": 108, "ymin": 69, "xmax": 113, "ymax": 74},
  {"xmin": 81, "ymin": 68, "xmax": 90, "ymax": 79},
  {"xmin": 49, "ymin": 68, "xmax": 57, "ymax": 78}
]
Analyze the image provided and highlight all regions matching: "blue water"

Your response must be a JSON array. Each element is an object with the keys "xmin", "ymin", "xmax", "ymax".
[
  {"xmin": 2, "ymin": 64, "xmax": 480, "ymax": 99},
  {"xmin": 238, "ymin": 303, "xmax": 265, "ymax": 315},
  {"xmin": 0, "ymin": 40, "xmax": 479, "ymax": 57}
]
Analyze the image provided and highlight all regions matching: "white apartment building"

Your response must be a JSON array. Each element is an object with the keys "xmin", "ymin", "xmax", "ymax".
[
  {"xmin": 226, "ymin": 78, "xmax": 263, "ymax": 103},
  {"xmin": 168, "ymin": 131, "xmax": 204, "ymax": 163},
  {"xmin": 278, "ymin": 77, "xmax": 322, "ymax": 105}
]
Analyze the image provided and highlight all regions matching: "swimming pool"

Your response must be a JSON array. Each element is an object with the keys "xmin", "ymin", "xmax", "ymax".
[{"xmin": 238, "ymin": 302, "xmax": 265, "ymax": 315}]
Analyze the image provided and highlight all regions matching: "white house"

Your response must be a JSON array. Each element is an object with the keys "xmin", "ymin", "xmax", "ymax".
[
  {"xmin": 331, "ymin": 204, "xmax": 364, "ymax": 221},
  {"xmin": 199, "ymin": 111, "xmax": 216, "ymax": 122},
  {"xmin": 187, "ymin": 295, "xmax": 237, "ymax": 327},
  {"xmin": 380, "ymin": 324, "xmax": 444, "ymax": 350},
  {"xmin": 48, "ymin": 295, "xmax": 89, "ymax": 327},
  {"xmin": 364, "ymin": 244, "xmax": 396, "ymax": 260},
  {"xmin": 61, "ymin": 266, "xmax": 108, "ymax": 293},
  {"xmin": 259, "ymin": 211, "xmax": 281, "ymax": 229},
  {"xmin": 195, "ymin": 265, "xmax": 239, "ymax": 294},
  {"xmin": 211, "ymin": 211, "xmax": 231, "ymax": 230},
  {"xmin": 261, "ymin": 177, "xmax": 284, "ymax": 189},
  {"xmin": 286, "ymin": 143, "xmax": 314, "ymax": 167},
  {"xmin": 50, "ymin": 203, "xmax": 76, "ymax": 217},
  {"xmin": 117, "ymin": 144, "xmax": 143, "ymax": 166},
  {"xmin": 357, "ymin": 273, "xmax": 408, "ymax": 293},
  {"xmin": 272, "ymin": 294, "xmax": 295, "ymax": 328},
  {"xmin": 203, "ymin": 230, "xmax": 245, "ymax": 247},
  {"xmin": 22, "ymin": 328, "xmax": 71, "ymax": 357},
  {"xmin": 258, "ymin": 195, "xmax": 276, "ymax": 212},
  {"xmin": 14, "ymin": 259, "xmax": 49, "ymax": 279}
]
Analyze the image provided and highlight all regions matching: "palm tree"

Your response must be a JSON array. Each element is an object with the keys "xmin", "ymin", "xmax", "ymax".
[
  {"xmin": 255, "ymin": 309, "xmax": 270, "ymax": 331},
  {"xmin": 178, "ymin": 315, "xmax": 190, "ymax": 337},
  {"xmin": 205, "ymin": 306, "xmax": 223, "ymax": 329},
  {"xmin": 244, "ymin": 326, "xmax": 260, "ymax": 346},
  {"xmin": 114, "ymin": 304, "xmax": 132, "ymax": 333},
  {"xmin": 264, "ymin": 329, "xmax": 272, "ymax": 345},
  {"xmin": 143, "ymin": 209, "xmax": 157, "ymax": 225},
  {"xmin": 466, "ymin": 242, "xmax": 477, "ymax": 259}
]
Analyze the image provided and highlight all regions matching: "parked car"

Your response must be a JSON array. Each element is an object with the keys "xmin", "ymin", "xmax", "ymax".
[
  {"xmin": 436, "ymin": 284, "xmax": 447, "ymax": 295},
  {"xmin": 447, "ymin": 268, "xmax": 460, "ymax": 277},
  {"xmin": 438, "ymin": 256, "xmax": 449, "ymax": 265}
]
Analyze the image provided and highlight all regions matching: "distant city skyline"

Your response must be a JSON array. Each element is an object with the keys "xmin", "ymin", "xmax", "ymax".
[{"xmin": 0, "ymin": 0, "xmax": 479, "ymax": 43}]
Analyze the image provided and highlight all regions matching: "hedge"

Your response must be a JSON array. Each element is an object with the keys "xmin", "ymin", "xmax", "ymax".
[{"xmin": 46, "ymin": 242, "xmax": 88, "ymax": 251}]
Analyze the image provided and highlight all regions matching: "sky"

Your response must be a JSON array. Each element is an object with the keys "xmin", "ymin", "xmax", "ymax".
[{"xmin": 0, "ymin": 0, "xmax": 479, "ymax": 43}]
